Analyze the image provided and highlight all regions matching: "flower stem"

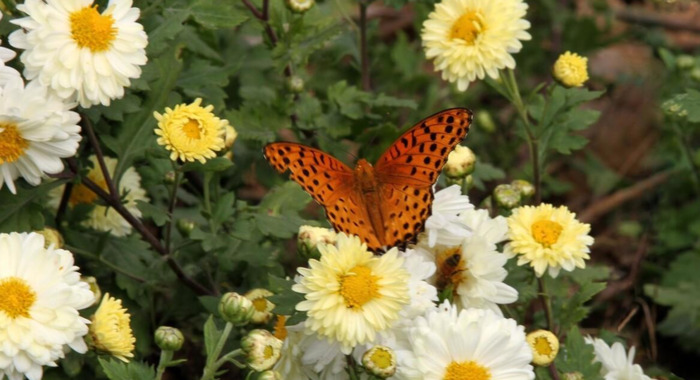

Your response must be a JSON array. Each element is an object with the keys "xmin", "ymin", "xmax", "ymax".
[
  {"xmin": 155, "ymin": 350, "xmax": 174, "ymax": 380},
  {"xmin": 670, "ymin": 120, "xmax": 700, "ymax": 193},
  {"xmin": 165, "ymin": 168, "xmax": 182, "ymax": 253},
  {"xmin": 201, "ymin": 322, "xmax": 234, "ymax": 380},
  {"xmin": 537, "ymin": 277, "xmax": 555, "ymax": 334},
  {"xmin": 213, "ymin": 349, "xmax": 245, "ymax": 369}
]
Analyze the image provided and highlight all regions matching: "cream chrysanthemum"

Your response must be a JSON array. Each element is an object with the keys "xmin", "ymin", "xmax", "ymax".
[
  {"xmin": 394, "ymin": 302, "xmax": 534, "ymax": 380},
  {"xmin": 584, "ymin": 337, "xmax": 651, "ymax": 380},
  {"xmin": 292, "ymin": 233, "xmax": 410, "ymax": 354},
  {"xmin": 154, "ymin": 98, "xmax": 227, "ymax": 163},
  {"xmin": 0, "ymin": 77, "xmax": 81, "ymax": 194},
  {"xmin": 421, "ymin": 185, "xmax": 473, "ymax": 247},
  {"xmin": 553, "ymin": 51, "xmax": 589, "ymax": 88},
  {"xmin": 0, "ymin": 232, "xmax": 95, "ymax": 380},
  {"xmin": 48, "ymin": 155, "xmax": 148, "ymax": 236},
  {"xmin": 505, "ymin": 204, "xmax": 594, "ymax": 278},
  {"xmin": 10, "ymin": 0, "xmax": 148, "ymax": 108},
  {"xmin": 422, "ymin": 0, "xmax": 532, "ymax": 91},
  {"xmin": 89, "ymin": 293, "xmax": 135, "ymax": 362}
]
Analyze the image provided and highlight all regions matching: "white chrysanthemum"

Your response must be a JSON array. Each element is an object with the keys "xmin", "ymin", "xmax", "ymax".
[
  {"xmin": 48, "ymin": 155, "xmax": 148, "ymax": 236},
  {"xmin": 505, "ymin": 203, "xmax": 594, "ymax": 278},
  {"xmin": 0, "ymin": 12, "xmax": 21, "ymax": 88},
  {"xmin": 421, "ymin": 185, "xmax": 473, "ymax": 247},
  {"xmin": 10, "ymin": 0, "xmax": 148, "ymax": 108},
  {"xmin": 422, "ymin": 0, "xmax": 532, "ymax": 91},
  {"xmin": 0, "ymin": 232, "xmax": 95, "ymax": 380},
  {"xmin": 273, "ymin": 321, "xmax": 318, "ymax": 380},
  {"xmin": 397, "ymin": 250, "xmax": 438, "ymax": 319},
  {"xmin": 393, "ymin": 302, "xmax": 533, "ymax": 380},
  {"xmin": 585, "ymin": 337, "xmax": 651, "ymax": 380},
  {"xmin": 292, "ymin": 233, "xmax": 410, "ymax": 354},
  {"xmin": 0, "ymin": 77, "xmax": 81, "ymax": 194}
]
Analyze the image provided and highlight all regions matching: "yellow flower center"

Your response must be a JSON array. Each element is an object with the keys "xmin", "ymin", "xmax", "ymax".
[
  {"xmin": 70, "ymin": 6, "xmax": 117, "ymax": 52},
  {"xmin": 531, "ymin": 220, "xmax": 563, "ymax": 247},
  {"xmin": 340, "ymin": 265, "xmax": 379, "ymax": 309},
  {"xmin": 263, "ymin": 344, "xmax": 275, "ymax": 359},
  {"xmin": 449, "ymin": 11, "xmax": 484, "ymax": 44},
  {"xmin": 252, "ymin": 297, "xmax": 268, "ymax": 312},
  {"xmin": 0, "ymin": 123, "xmax": 29, "ymax": 164},
  {"xmin": 182, "ymin": 118, "xmax": 202, "ymax": 140},
  {"xmin": 273, "ymin": 315, "xmax": 288, "ymax": 341},
  {"xmin": 0, "ymin": 277, "xmax": 36, "ymax": 319},
  {"xmin": 533, "ymin": 336, "xmax": 553, "ymax": 356},
  {"xmin": 69, "ymin": 178, "xmax": 108, "ymax": 206},
  {"xmin": 369, "ymin": 347, "xmax": 393, "ymax": 369},
  {"xmin": 444, "ymin": 360, "xmax": 491, "ymax": 380}
]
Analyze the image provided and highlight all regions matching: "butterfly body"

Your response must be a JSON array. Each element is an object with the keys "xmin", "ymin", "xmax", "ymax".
[{"xmin": 264, "ymin": 108, "xmax": 473, "ymax": 252}]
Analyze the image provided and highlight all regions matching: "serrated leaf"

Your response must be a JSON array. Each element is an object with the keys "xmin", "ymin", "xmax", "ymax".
[
  {"xmin": 670, "ymin": 89, "xmax": 700, "ymax": 123},
  {"xmin": 0, "ymin": 180, "xmax": 65, "ymax": 232},
  {"xmin": 98, "ymin": 358, "xmax": 155, "ymax": 380},
  {"xmin": 203, "ymin": 315, "xmax": 221, "ymax": 358},
  {"xmin": 268, "ymin": 275, "xmax": 306, "ymax": 316},
  {"xmin": 137, "ymin": 201, "xmax": 170, "ymax": 227},
  {"xmin": 556, "ymin": 326, "xmax": 603, "ymax": 380},
  {"xmin": 211, "ymin": 192, "xmax": 236, "ymax": 225},
  {"xmin": 327, "ymin": 81, "xmax": 371, "ymax": 120},
  {"xmin": 191, "ymin": 0, "xmax": 249, "ymax": 29},
  {"xmin": 259, "ymin": 181, "xmax": 312, "ymax": 214}
]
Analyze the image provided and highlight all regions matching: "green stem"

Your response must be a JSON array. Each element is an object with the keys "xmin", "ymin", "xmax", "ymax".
[
  {"xmin": 155, "ymin": 350, "xmax": 174, "ymax": 380},
  {"xmin": 201, "ymin": 322, "xmax": 234, "ymax": 380},
  {"xmin": 213, "ymin": 349, "xmax": 245, "ymax": 369},
  {"xmin": 538, "ymin": 277, "xmax": 555, "ymax": 334},
  {"xmin": 165, "ymin": 169, "xmax": 183, "ymax": 253},
  {"xmin": 203, "ymin": 172, "xmax": 218, "ymax": 233},
  {"xmin": 670, "ymin": 120, "xmax": 700, "ymax": 193}
]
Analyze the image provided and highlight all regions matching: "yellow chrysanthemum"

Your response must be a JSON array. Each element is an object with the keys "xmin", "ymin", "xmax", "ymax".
[
  {"xmin": 422, "ymin": 0, "xmax": 532, "ymax": 91},
  {"xmin": 89, "ymin": 293, "xmax": 135, "ymax": 362},
  {"xmin": 154, "ymin": 98, "xmax": 227, "ymax": 163},
  {"xmin": 553, "ymin": 51, "xmax": 589, "ymax": 87},
  {"xmin": 505, "ymin": 204, "xmax": 594, "ymax": 278},
  {"xmin": 292, "ymin": 233, "xmax": 410, "ymax": 354}
]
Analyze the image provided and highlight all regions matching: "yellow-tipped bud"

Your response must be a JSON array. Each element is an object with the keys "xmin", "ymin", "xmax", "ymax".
[
  {"xmin": 224, "ymin": 125, "xmax": 238, "ymax": 150},
  {"xmin": 258, "ymin": 370, "xmax": 283, "ymax": 380},
  {"xmin": 176, "ymin": 219, "xmax": 196, "ymax": 237},
  {"xmin": 285, "ymin": 0, "xmax": 314, "ymax": 13},
  {"xmin": 563, "ymin": 372, "xmax": 584, "ymax": 380},
  {"xmin": 241, "ymin": 329, "xmax": 283, "ymax": 372},
  {"xmin": 297, "ymin": 225, "xmax": 337, "ymax": 260},
  {"xmin": 526, "ymin": 330, "xmax": 560, "ymax": 366},
  {"xmin": 511, "ymin": 179, "xmax": 535, "ymax": 198},
  {"xmin": 475, "ymin": 110, "xmax": 496, "ymax": 133},
  {"xmin": 553, "ymin": 51, "xmax": 589, "ymax": 88},
  {"xmin": 244, "ymin": 288, "xmax": 275, "ymax": 324},
  {"xmin": 36, "ymin": 227, "xmax": 63, "ymax": 249},
  {"xmin": 493, "ymin": 184, "xmax": 522, "ymax": 209},
  {"xmin": 81, "ymin": 276, "xmax": 101, "ymax": 307},
  {"xmin": 362, "ymin": 346, "xmax": 397, "ymax": 378},
  {"xmin": 286, "ymin": 76, "xmax": 305, "ymax": 93},
  {"xmin": 219, "ymin": 292, "xmax": 255, "ymax": 326},
  {"xmin": 444, "ymin": 145, "xmax": 476, "ymax": 179},
  {"xmin": 155, "ymin": 326, "xmax": 185, "ymax": 352}
]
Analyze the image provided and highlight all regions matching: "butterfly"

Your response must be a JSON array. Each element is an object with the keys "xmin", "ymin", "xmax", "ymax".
[{"xmin": 264, "ymin": 108, "xmax": 473, "ymax": 252}]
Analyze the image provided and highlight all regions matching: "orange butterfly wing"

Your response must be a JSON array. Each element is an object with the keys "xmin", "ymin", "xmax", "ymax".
[
  {"xmin": 372, "ymin": 108, "xmax": 473, "ymax": 247},
  {"xmin": 263, "ymin": 143, "xmax": 383, "ymax": 249}
]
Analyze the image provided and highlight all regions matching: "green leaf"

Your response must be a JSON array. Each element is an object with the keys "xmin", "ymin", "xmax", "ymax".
[
  {"xmin": 182, "ymin": 157, "xmax": 234, "ymax": 172},
  {"xmin": 211, "ymin": 192, "xmax": 236, "ymax": 225},
  {"xmin": 0, "ymin": 180, "xmax": 65, "ymax": 232},
  {"xmin": 259, "ymin": 181, "xmax": 312, "ymax": 214},
  {"xmin": 327, "ymin": 81, "xmax": 371, "ymax": 120},
  {"xmin": 556, "ymin": 278, "xmax": 606, "ymax": 332},
  {"xmin": 203, "ymin": 315, "xmax": 221, "ymax": 358},
  {"xmin": 669, "ymin": 89, "xmax": 700, "ymax": 123},
  {"xmin": 190, "ymin": 0, "xmax": 249, "ymax": 29},
  {"xmin": 471, "ymin": 161, "xmax": 506, "ymax": 190},
  {"xmin": 98, "ymin": 358, "xmax": 155, "ymax": 380},
  {"xmin": 268, "ymin": 275, "xmax": 305, "ymax": 316},
  {"xmin": 137, "ymin": 201, "xmax": 170, "ymax": 227},
  {"xmin": 556, "ymin": 326, "xmax": 603, "ymax": 380}
]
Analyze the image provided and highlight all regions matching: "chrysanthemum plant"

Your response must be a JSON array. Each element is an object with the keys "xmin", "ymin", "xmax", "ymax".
[{"xmin": 0, "ymin": 0, "xmax": 681, "ymax": 379}]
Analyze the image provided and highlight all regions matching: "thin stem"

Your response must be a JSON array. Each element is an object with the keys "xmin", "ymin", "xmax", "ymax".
[
  {"xmin": 537, "ymin": 277, "xmax": 555, "ymax": 333},
  {"xmin": 201, "ymin": 322, "xmax": 234, "ymax": 380},
  {"xmin": 165, "ymin": 170, "xmax": 183, "ymax": 253},
  {"xmin": 548, "ymin": 361, "xmax": 562, "ymax": 380},
  {"xmin": 241, "ymin": 0, "xmax": 263, "ymax": 19},
  {"xmin": 155, "ymin": 350, "xmax": 174, "ymax": 380},
  {"xmin": 82, "ymin": 115, "xmax": 119, "ymax": 197},
  {"xmin": 66, "ymin": 158, "xmax": 212, "ymax": 296},
  {"xmin": 66, "ymin": 244, "xmax": 148, "ymax": 283},
  {"xmin": 213, "ymin": 349, "xmax": 244, "ymax": 369},
  {"xmin": 55, "ymin": 181, "xmax": 73, "ymax": 228},
  {"xmin": 359, "ymin": 1, "xmax": 371, "ymax": 91}
]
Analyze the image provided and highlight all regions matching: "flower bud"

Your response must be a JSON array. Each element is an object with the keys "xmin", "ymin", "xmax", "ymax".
[
  {"xmin": 241, "ymin": 329, "xmax": 283, "ymax": 372},
  {"xmin": 526, "ymin": 330, "xmax": 560, "ymax": 366},
  {"xmin": 553, "ymin": 51, "xmax": 589, "ymax": 88},
  {"xmin": 691, "ymin": 67, "xmax": 700, "ymax": 83},
  {"xmin": 286, "ymin": 76, "xmax": 305, "ymax": 93},
  {"xmin": 511, "ymin": 179, "xmax": 535, "ymax": 199},
  {"xmin": 298, "ymin": 226, "xmax": 337, "ymax": 260},
  {"xmin": 219, "ymin": 292, "xmax": 255, "ymax": 326},
  {"xmin": 244, "ymin": 288, "xmax": 275, "ymax": 324},
  {"xmin": 676, "ymin": 54, "xmax": 695, "ymax": 70},
  {"xmin": 224, "ymin": 125, "xmax": 238, "ymax": 150},
  {"xmin": 285, "ymin": 0, "xmax": 314, "ymax": 13},
  {"xmin": 362, "ymin": 345, "xmax": 397, "ymax": 378},
  {"xmin": 563, "ymin": 372, "xmax": 584, "ymax": 380},
  {"xmin": 443, "ymin": 145, "xmax": 476, "ymax": 179},
  {"xmin": 475, "ymin": 110, "xmax": 496, "ymax": 133},
  {"xmin": 36, "ymin": 227, "xmax": 64, "ymax": 249},
  {"xmin": 176, "ymin": 219, "xmax": 196, "ymax": 237},
  {"xmin": 81, "ymin": 276, "xmax": 101, "ymax": 307},
  {"xmin": 258, "ymin": 370, "xmax": 283, "ymax": 380},
  {"xmin": 164, "ymin": 171, "xmax": 176, "ymax": 184},
  {"xmin": 493, "ymin": 184, "xmax": 522, "ymax": 209},
  {"xmin": 155, "ymin": 326, "xmax": 185, "ymax": 352}
]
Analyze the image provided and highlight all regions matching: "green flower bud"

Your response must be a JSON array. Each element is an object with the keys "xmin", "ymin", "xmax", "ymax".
[
  {"xmin": 285, "ymin": 0, "xmax": 314, "ymax": 13},
  {"xmin": 493, "ymin": 184, "xmax": 522, "ymax": 209},
  {"xmin": 155, "ymin": 326, "xmax": 185, "ymax": 352},
  {"xmin": 286, "ymin": 76, "xmax": 305, "ymax": 93},
  {"xmin": 241, "ymin": 329, "xmax": 283, "ymax": 372},
  {"xmin": 362, "ymin": 345, "xmax": 396, "ymax": 378},
  {"xmin": 298, "ymin": 225, "xmax": 337, "ymax": 260},
  {"xmin": 563, "ymin": 372, "xmax": 584, "ymax": 380},
  {"xmin": 164, "ymin": 171, "xmax": 176, "ymax": 184},
  {"xmin": 676, "ymin": 54, "xmax": 695, "ymax": 70},
  {"xmin": 219, "ymin": 292, "xmax": 255, "ymax": 326},
  {"xmin": 36, "ymin": 227, "xmax": 64, "ymax": 249},
  {"xmin": 475, "ymin": 110, "xmax": 496, "ymax": 133},
  {"xmin": 258, "ymin": 370, "xmax": 283, "ymax": 380},
  {"xmin": 443, "ymin": 145, "xmax": 476, "ymax": 179},
  {"xmin": 691, "ymin": 67, "xmax": 700, "ymax": 82},
  {"xmin": 511, "ymin": 179, "xmax": 535, "ymax": 198},
  {"xmin": 176, "ymin": 219, "xmax": 195, "ymax": 237}
]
